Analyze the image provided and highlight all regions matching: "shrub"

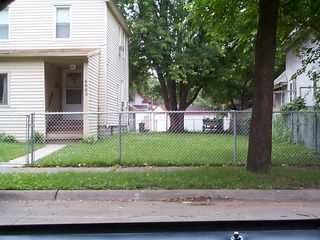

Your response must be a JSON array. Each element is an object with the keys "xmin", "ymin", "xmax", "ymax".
[
  {"xmin": 0, "ymin": 132, "xmax": 18, "ymax": 143},
  {"xmin": 81, "ymin": 136, "xmax": 98, "ymax": 144},
  {"xmin": 34, "ymin": 132, "xmax": 45, "ymax": 145},
  {"xmin": 314, "ymin": 91, "xmax": 320, "ymax": 110},
  {"xmin": 280, "ymin": 96, "xmax": 307, "ymax": 112},
  {"xmin": 272, "ymin": 115, "xmax": 292, "ymax": 143}
]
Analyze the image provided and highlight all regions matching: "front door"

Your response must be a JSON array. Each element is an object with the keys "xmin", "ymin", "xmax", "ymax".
[{"xmin": 62, "ymin": 69, "xmax": 83, "ymax": 119}]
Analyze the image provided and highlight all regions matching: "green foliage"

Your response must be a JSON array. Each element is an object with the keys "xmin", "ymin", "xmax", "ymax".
[
  {"xmin": 0, "ymin": 132, "xmax": 18, "ymax": 143},
  {"xmin": 280, "ymin": 96, "xmax": 307, "ymax": 112},
  {"xmin": 188, "ymin": 0, "xmax": 320, "ymax": 109},
  {"xmin": 34, "ymin": 132, "xmax": 45, "ymax": 145},
  {"xmin": 186, "ymin": 0, "xmax": 259, "ymax": 109},
  {"xmin": 314, "ymin": 91, "xmax": 320, "ymax": 110},
  {"xmin": 1, "ymin": 167, "xmax": 320, "ymax": 190},
  {"xmin": 81, "ymin": 136, "xmax": 98, "ymax": 145},
  {"xmin": 117, "ymin": 0, "xmax": 222, "ymax": 110},
  {"xmin": 315, "ymin": 91, "xmax": 320, "ymax": 104},
  {"xmin": 272, "ymin": 115, "xmax": 292, "ymax": 143}
]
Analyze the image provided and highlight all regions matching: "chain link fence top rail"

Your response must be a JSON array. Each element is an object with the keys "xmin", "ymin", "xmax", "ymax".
[{"xmin": 0, "ymin": 111, "xmax": 319, "ymax": 167}]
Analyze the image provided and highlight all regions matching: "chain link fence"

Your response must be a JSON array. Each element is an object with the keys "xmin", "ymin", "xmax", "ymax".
[
  {"xmin": 0, "ymin": 111, "xmax": 319, "ymax": 167},
  {"xmin": 0, "ymin": 113, "xmax": 30, "ymax": 165}
]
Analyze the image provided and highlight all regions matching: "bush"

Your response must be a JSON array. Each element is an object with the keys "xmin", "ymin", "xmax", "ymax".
[
  {"xmin": 272, "ymin": 115, "xmax": 292, "ymax": 143},
  {"xmin": 81, "ymin": 136, "xmax": 98, "ymax": 144},
  {"xmin": 34, "ymin": 132, "xmax": 45, "ymax": 145},
  {"xmin": 314, "ymin": 91, "xmax": 320, "ymax": 110},
  {"xmin": 0, "ymin": 132, "xmax": 18, "ymax": 143},
  {"xmin": 280, "ymin": 96, "xmax": 307, "ymax": 112}
]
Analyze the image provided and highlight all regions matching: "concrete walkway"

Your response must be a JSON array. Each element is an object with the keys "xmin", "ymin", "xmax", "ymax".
[{"xmin": 0, "ymin": 144, "xmax": 66, "ymax": 168}]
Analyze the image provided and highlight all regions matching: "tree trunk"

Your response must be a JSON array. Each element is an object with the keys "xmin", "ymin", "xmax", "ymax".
[
  {"xmin": 168, "ymin": 112, "xmax": 185, "ymax": 133},
  {"xmin": 247, "ymin": 0, "xmax": 279, "ymax": 173}
]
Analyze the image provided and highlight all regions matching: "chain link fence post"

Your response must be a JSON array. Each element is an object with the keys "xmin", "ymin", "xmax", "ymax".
[
  {"xmin": 30, "ymin": 113, "xmax": 35, "ymax": 164},
  {"xmin": 118, "ymin": 112, "xmax": 122, "ymax": 162},
  {"xmin": 233, "ymin": 111, "xmax": 237, "ymax": 163},
  {"xmin": 25, "ymin": 114, "xmax": 30, "ymax": 164}
]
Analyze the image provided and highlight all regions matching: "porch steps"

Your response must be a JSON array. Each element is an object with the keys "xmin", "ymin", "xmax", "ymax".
[
  {"xmin": 46, "ymin": 133, "xmax": 83, "ymax": 144},
  {"xmin": 46, "ymin": 119, "xmax": 83, "ymax": 143},
  {"xmin": 46, "ymin": 120, "xmax": 83, "ymax": 132}
]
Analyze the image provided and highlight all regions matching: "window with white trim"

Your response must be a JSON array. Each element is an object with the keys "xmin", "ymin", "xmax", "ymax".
[
  {"xmin": 123, "ymin": 32, "xmax": 126, "ymax": 59},
  {"xmin": 0, "ymin": 74, "xmax": 8, "ymax": 105},
  {"xmin": 0, "ymin": 9, "xmax": 9, "ymax": 39},
  {"xmin": 56, "ymin": 6, "xmax": 70, "ymax": 38}
]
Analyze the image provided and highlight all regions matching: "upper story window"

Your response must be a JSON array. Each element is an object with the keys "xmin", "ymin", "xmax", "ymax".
[
  {"xmin": 119, "ymin": 27, "xmax": 126, "ymax": 59},
  {"xmin": 56, "ymin": 6, "xmax": 70, "ymax": 38},
  {"xmin": 0, "ymin": 74, "xmax": 8, "ymax": 105},
  {"xmin": 0, "ymin": 9, "xmax": 9, "ymax": 40}
]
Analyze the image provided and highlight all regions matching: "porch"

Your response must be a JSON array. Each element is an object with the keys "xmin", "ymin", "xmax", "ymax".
[{"xmin": 45, "ymin": 60, "xmax": 85, "ymax": 143}]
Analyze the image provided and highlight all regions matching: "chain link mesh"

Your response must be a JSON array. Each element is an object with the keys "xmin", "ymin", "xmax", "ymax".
[
  {"xmin": 0, "ymin": 111, "xmax": 319, "ymax": 167},
  {"xmin": 0, "ymin": 114, "xmax": 29, "ymax": 165}
]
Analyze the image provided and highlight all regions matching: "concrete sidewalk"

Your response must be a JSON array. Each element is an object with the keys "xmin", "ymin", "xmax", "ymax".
[
  {"xmin": 1, "ymin": 190, "xmax": 319, "ymax": 225},
  {"xmin": 0, "ymin": 144, "xmax": 66, "ymax": 168},
  {"xmin": 0, "ymin": 166, "xmax": 196, "ymax": 173}
]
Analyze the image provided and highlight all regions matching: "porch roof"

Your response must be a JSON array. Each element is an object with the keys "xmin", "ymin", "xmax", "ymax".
[
  {"xmin": 274, "ymin": 71, "xmax": 288, "ymax": 90},
  {"xmin": 0, "ymin": 48, "xmax": 100, "ymax": 58}
]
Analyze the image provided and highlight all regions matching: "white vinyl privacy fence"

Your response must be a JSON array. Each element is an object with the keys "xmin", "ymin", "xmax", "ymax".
[{"xmin": 0, "ymin": 111, "xmax": 319, "ymax": 166}]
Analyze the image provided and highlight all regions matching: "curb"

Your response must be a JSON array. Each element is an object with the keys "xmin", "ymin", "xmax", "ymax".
[{"xmin": 1, "ymin": 190, "xmax": 320, "ymax": 201}]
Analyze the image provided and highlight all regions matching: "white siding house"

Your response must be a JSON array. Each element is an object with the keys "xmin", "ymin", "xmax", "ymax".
[
  {"xmin": 129, "ymin": 92, "xmax": 229, "ymax": 132},
  {"xmin": 0, "ymin": 0, "xmax": 130, "ymax": 141},
  {"xmin": 273, "ymin": 35, "xmax": 320, "ymax": 110}
]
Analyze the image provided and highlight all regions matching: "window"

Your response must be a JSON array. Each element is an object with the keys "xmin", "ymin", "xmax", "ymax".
[
  {"xmin": 66, "ymin": 72, "xmax": 82, "ymax": 104},
  {"xmin": 0, "ymin": 9, "xmax": 9, "ymax": 39},
  {"xmin": 119, "ymin": 27, "xmax": 126, "ymax": 58},
  {"xmin": 123, "ymin": 32, "xmax": 126, "ymax": 59},
  {"xmin": 0, "ymin": 74, "xmax": 8, "ymax": 105},
  {"xmin": 56, "ymin": 6, "xmax": 70, "ymax": 38}
]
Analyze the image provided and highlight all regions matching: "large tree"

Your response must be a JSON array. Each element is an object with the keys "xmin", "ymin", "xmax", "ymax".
[
  {"xmin": 247, "ymin": 0, "xmax": 279, "ymax": 172},
  {"xmin": 117, "ymin": 0, "xmax": 220, "ymax": 132},
  {"xmin": 190, "ymin": 0, "xmax": 319, "ymax": 172},
  {"xmin": 186, "ymin": 0, "xmax": 260, "ymax": 110}
]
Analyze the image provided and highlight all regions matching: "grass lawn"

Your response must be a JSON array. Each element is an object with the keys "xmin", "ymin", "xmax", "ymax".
[
  {"xmin": 0, "ymin": 167, "xmax": 319, "ymax": 190},
  {"xmin": 32, "ymin": 133, "xmax": 320, "ymax": 167},
  {"xmin": 0, "ymin": 142, "xmax": 27, "ymax": 162}
]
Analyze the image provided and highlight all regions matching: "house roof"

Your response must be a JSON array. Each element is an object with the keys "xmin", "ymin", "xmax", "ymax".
[
  {"xmin": 137, "ymin": 92, "xmax": 153, "ymax": 104},
  {"xmin": 0, "ymin": 48, "xmax": 100, "ymax": 58},
  {"xmin": 274, "ymin": 71, "xmax": 288, "ymax": 89},
  {"xmin": 0, "ymin": 0, "xmax": 13, "ymax": 10},
  {"xmin": 281, "ymin": 28, "xmax": 314, "ymax": 52},
  {"xmin": 186, "ymin": 104, "xmax": 213, "ymax": 111}
]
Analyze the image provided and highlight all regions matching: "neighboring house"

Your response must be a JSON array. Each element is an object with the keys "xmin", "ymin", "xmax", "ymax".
[
  {"xmin": 129, "ymin": 92, "xmax": 168, "ymax": 132},
  {"xmin": 273, "ymin": 34, "xmax": 320, "ymax": 110},
  {"xmin": 129, "ymin": 92, "xmax": 231, "ymax": 132},
  {"xmin": 0, "ymin": 0, "xmax": 130, "ymax": 141}
]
